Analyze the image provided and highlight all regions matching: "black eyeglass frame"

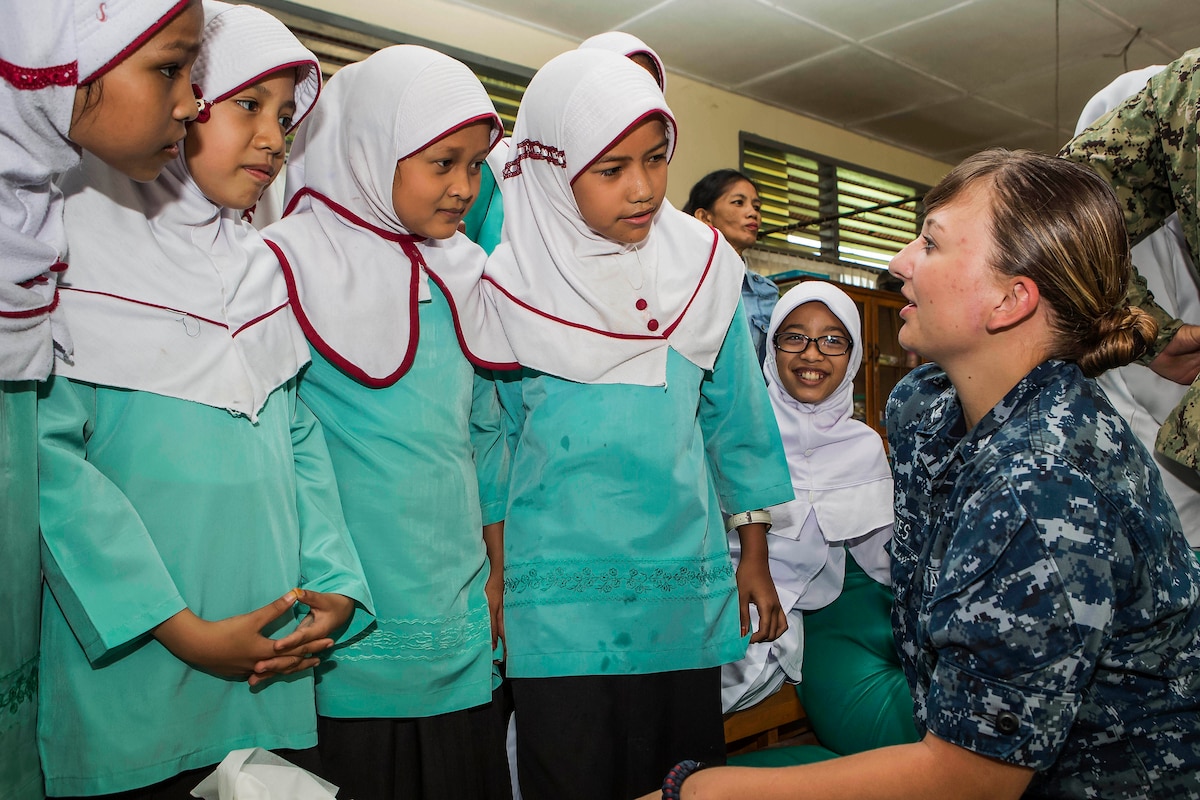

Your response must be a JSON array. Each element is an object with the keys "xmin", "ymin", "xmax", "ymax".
[{"xmin": 772, "ymin": 332, "xmax": 853, "ymax": 357}]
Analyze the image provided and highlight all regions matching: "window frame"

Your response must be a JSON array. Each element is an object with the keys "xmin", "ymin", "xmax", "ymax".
[
  {"xmin": 740, "ymin": 132, "xmax": 929, "ymax": 275},
  {"xmin": 246, "ymin": 0, "xmax": 532, "ymax": 135}
]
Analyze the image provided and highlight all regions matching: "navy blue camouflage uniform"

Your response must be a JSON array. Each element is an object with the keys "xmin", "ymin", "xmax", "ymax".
[{"xmin": 887, "ymin": 360, "xmax": 1200, "ymax": 799}]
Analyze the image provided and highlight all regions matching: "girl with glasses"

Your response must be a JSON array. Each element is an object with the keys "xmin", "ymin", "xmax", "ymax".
[{"xmin": 722, "ymin": 282, "xmax": 917, "ymax": 761}]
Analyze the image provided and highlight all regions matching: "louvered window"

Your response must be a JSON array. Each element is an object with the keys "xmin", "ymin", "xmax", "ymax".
[
  {"xmin": 248, "ymin": 0, "xmax": 529, "ymax": 135},
  {"xmin": 741, "ymin": 133, "xmax": 927, "ymax": 272}
]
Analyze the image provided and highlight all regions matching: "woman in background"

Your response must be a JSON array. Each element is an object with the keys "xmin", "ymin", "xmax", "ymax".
[{"xmin": 683, "ymin": 170, "xmax": 776, "ymax": 365}]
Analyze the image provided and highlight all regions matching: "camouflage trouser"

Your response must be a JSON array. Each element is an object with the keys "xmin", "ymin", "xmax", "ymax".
[{"xmin": 1158, "ymin": 379, "xmax": 1200, "ymax": 473}]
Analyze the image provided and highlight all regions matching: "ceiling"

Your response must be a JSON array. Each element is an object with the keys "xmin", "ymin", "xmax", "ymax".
[{"xmin": 444, "ymin": 0, "xmax": 1198, "ymax": 165}]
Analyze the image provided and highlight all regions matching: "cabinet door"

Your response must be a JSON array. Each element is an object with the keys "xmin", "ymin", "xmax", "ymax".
[
  {"xmin": 871, "ymin": 295, "xmax": 917, "ymax": 435},
  {"xmin": 852, "ymin": 297, "xmax": 869, "ymax": 425}
]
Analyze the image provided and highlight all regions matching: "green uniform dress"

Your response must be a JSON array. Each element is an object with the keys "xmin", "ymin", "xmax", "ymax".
[
  {"xmin": 1, "ymin": 381, "xmax": 41, "ymax": 800},
  {"xmin": 301, "ymin": 284, "xmax": 508, "ymax": 718},
  {"xmin": 500, "ymin": 306, "xmax": 793, "ymax": 678},
  {"xmin": 36, "ymin": 377, "xmax": 373, "ymax": 797}
]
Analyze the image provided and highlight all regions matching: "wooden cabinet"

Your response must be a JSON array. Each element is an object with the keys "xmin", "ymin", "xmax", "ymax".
[{"xmin": 776, "ymin": 279, "xmax": 920, "ymax": 445}]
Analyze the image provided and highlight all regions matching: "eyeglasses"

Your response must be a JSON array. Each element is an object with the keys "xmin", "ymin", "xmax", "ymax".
[{"xmin": 773, "ymin": 332, "xmax": 852, "ymax": 356}]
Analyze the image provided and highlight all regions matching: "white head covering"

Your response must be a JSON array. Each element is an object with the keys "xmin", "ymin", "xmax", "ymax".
[
  {"xmin": 54, "ymin": 0, "xmax": 318, "ymax": 421},
  {"xmin": 75, "ymin": 0, "xmax": 195, "ymax": 82},
  {"xmin": 578, "ymin": 31, "xmax": 666, "ymax": 91},
  {"xmin": 482, "ymin": 49, "xmax": 742, "ymax": 385},
  {"xmin": 263, "ymin": 45, "xmax": 515, "ymax": 387},
  {"xmin": 483, "ymin": 34, "xmax": 665, "ymax": 201},
  {"xmin": 0, "ymin": 0, "xmax": 192, "ymax": 380},
  {"xmin": 189, "ymin": 1, "xmax": 320, "ymax": 133},
  {"xmin": 764, "ymin": 281, "xmax": 894, "ymax": 543}
]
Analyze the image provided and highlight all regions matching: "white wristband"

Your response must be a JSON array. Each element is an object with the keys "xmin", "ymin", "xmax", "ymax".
[{"xmin": 724, "ymin": 509, "xmax": 772, "ymax": 532}]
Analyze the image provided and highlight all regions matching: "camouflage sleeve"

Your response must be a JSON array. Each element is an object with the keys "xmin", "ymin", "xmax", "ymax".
[
  {"xmin": 1060, "ymin": 51, "xmax": 1200, "ymax": 355},
  {"xmin": 922, "ymin": 458, "xmax": 1119, "ymax": 769},
  {"xmin": 1128, "ymin": 269, "xmax": 1183, "ymax": 360}
]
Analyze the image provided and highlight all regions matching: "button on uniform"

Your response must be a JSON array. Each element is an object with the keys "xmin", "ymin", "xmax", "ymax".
[{"xmin": 996, "ymin": 711, "xmax": 1020, "ymax": 735}]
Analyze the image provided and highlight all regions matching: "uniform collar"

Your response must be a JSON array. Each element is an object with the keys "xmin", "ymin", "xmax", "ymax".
[{"xmin": 915, "ymin": 360, "xmax": 1066, "ymax": 481}]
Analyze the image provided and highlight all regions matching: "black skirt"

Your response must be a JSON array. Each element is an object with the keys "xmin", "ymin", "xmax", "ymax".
[
  {"xmin": 317, "ymin": 687, "xmax": 513, "ymax": 800},
  {"xmin": 510, "ymin": 667, "xmax": 726, "ymax": 800}
]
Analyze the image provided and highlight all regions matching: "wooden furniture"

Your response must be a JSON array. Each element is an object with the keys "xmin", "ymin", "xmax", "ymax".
[
  {"xmin": 776, "ymin": 279, "xmax": 920, "ymax": 445},
  {"xmin": 723, "ymin": 685, "xmax": 817, "ymax": 756}
]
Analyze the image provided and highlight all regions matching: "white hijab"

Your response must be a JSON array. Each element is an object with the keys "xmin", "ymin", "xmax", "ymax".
[
  {"xmin": 578, "ymin": 31, "xmax": 666, "ymax": 91},
  {"xmin": 0, "ymin": 0, "xmax": 191, "ymax": 380},
  {"xmin": 762, "ymin": 281, "xmax": 893, "ymax": 575},
  {"xmin": 483, "ymin": 49, "xmax": 742, "ymax": 385},
  {"xmin": 55, "ymin": 1, "xmax": 319, "ymax": 421},
  {"xmin": 264, "ymin": 45, "xmax": 516, "ymax": 387},
  {"xmin": 483, "ymin": 34, "xmax": 666, "ymax": 196}
]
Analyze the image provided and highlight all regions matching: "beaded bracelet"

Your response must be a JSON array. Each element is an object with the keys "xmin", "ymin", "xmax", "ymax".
[
  {"xmin": 724, "ymin": 508, "xmax": 772, "ymax": 532},
  {"xmin": 662, "ymin": 760, "xmax": 706, "ymax": 800}
]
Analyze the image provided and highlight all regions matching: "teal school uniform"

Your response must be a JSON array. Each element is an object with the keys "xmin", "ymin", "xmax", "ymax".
[
  {"xmin": 500, "ymin": 305, "xmax": 793, "ymax": 678},
  {"xmin": 36, "ymin": 378, "xmax": 372, "ymax": 797},
  {"xmin": 1, "ymin": 381, "xmax": 42, "ymax": 800},
  {"xmin": 302, "ymin": 282, "xmax": 508, "ymax": 718}
]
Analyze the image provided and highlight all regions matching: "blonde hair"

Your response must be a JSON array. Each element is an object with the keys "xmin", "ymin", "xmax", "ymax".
[{"xmin": 924, "ymin": 149, "xmax": 1156, "ymax": 377}]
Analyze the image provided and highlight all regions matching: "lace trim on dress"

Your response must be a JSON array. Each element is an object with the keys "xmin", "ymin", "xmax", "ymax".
[{"xmin": 504, "ymin": 557, "xmax": 736, "ymax": 607}]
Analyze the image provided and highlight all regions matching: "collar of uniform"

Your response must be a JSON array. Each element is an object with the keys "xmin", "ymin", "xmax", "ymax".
[{"xmin": 918, "ymin": 359, "xmax": 1066, "ymax": 481}]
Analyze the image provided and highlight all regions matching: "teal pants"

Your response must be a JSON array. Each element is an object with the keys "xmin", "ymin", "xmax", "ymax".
[{"xmin": 798, "ymin": 551, "xmax": 919, "ymax": 755}]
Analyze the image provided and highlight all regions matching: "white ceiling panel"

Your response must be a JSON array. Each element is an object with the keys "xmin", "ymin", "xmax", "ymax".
[
  {"xmin": 742, "ymin": 45, "xmax": 963, "ymax": 125},
  {"xmin": 445, "ymin": 0, "xmax": 669, "ymax": 39},
  {"xmin": 1157, "ymin": 22, "xmax": 1200, "ymax": 55},
  {"xmin": 764, "ymin": 0, "xmax": 971, "ymax": 42},
  {"xmin": 854, "ymin": 95, "xmax": 1037, "ymax": 160},
  {"xmin": 1085, "ymin": 0, "xmax": 1200, "ymax": 41},
  {"xmin": 629, "ymin": 0, "xmax": 845, "ymax": 85},
  {"xmin": 445, "ymin": 0, "xmax": 1196, "ymax": 164},
  {"xmin": 867, "ymin": 0, "xmax": 1133, "ymax": 91}
]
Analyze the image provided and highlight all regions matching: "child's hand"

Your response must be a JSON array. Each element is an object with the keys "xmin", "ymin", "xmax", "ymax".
[
  {"xmin": 736, "ymin": 557, "xmax": 787, "ymax": 643},
  {"xmin": 486, "ymin": 563, "xmax": 505, "ymax": 653},
  {"xmin": 250, "ymin": 589, "xmax": 355, "ymax": 686},
  {"xmin": 483, "ymin": 521, "xmax": 505, "ymax": 655},
  {"xmin": 732, "ymin": 521, "xmax": 787, "ymax": 644},
  {"xmin": 153, "ymin": 591, "xmax": 312, "ymax": 678}
]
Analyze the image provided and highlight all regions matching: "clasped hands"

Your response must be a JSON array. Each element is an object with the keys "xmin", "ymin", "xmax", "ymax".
[{"xmin": 153, "ymin": 588, "xmax": 354, "ymax": 687}]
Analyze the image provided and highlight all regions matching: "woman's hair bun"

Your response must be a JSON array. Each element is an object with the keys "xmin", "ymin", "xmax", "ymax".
[{"xmin": 1077, "ymin": 305, "xmax": 1158, "ymax": 378}]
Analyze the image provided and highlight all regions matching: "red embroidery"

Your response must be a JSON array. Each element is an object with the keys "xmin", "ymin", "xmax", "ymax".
[
  {"xmin": 0, "ymin": 59, "xmax": 77, "ymax": 90},
  {"xmin": 97, "ymin": 3, "xmax": 107, "ymax": 22},
  {"xmin": 503, "ymin": 138, "xmax": 566, "ymax": 179}
]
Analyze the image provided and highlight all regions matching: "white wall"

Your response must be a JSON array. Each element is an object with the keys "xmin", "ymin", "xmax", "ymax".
[{"xmin": 285, "ymin": 0, "xmax": 952, "ymax": 206}]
